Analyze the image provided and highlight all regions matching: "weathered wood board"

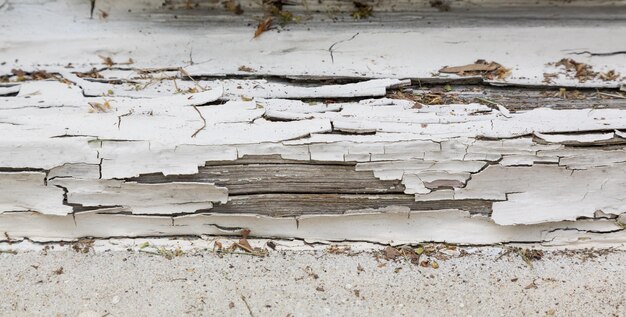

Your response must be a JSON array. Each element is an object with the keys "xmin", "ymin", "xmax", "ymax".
[{"xmin": 1, "ymin": 0, "xmax": 625, "ymax": 246}]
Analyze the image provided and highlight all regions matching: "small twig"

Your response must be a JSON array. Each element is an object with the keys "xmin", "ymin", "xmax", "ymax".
[
  {"xmin": 328, "ymin": 33, "xmax": 359, "ymax": 64},
  {"xmin": 0, "ymin": 250, "xmax": 18, "ymax": 255},
  {"xmin": 240, "ymin": 295, "xmax": 255, "ymax": 317},
  {"xmin": 191, "ymin": 106, "xmax": 206, "ymax": 138},
  {"xmin": 179, "ymin": 68, "xmax": 205, "ymax": 92},
  {"xmin": 597, "ymin": 92, "xmax": 626, "ymax": 99}
]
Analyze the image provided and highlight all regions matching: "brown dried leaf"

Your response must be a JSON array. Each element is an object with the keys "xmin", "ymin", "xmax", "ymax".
[
  {"xmin": 237, "ymin": 239, "xmax": 254, "ymax": 253},
  {"xmin": 213, "ymin": 241, "xmax": 223, "ymax": 252},
  {"xmin": 254, "ymin": 17, "xmax": 273, "ymax": 39},
  {"xmin": 241, "ymin": 228, "xmax": 251, "ymax": 240},
  {"xmin": 383, "ymin": 246, "xmax": 401, "ymax": 260}
]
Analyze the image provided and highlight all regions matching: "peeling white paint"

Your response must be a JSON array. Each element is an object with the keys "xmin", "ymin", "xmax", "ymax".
[
  {"xmin": 50, "ymin": 178, "xmax": 228, "ymax": 215},
  {"xmin": 0, "ymin": 172, "xmax": 71, "ymax": 216},
  {"xmin": 1, "ymin": 2, "xmax": 625, "ymax": 245}
]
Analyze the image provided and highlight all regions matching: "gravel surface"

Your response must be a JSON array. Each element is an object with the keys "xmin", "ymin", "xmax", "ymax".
[{"xmin": 0, "ymin": 243, "xmax": 625, "ymax": 317}]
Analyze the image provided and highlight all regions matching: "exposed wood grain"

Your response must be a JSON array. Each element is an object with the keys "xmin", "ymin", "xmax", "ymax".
[
  {"xmin": 410, "ymin": 85, "xmax": 626, "ymax": 111},
  {"xmin": 132, "ymin": 162, "xmax": 406, "ymax": 195},
  {"xmin": 208, "ymin": 194, "xmax": 493, "ymax": 217}
]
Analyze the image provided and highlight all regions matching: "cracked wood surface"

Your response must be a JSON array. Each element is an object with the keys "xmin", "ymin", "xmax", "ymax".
[
  {"xmin": 1, "ymin": 74, "xmax": 625, "ymax": 245},
  {"xmin": 1, "ymin": 0, "xmax": 626, "ymax": 245}
]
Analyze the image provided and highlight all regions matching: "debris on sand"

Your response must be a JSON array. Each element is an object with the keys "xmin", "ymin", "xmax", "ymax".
[
  {"xmin": 71, "ymin": 239, "xmax": 95, "ymax": 254},
  {"xmin": 375, "ymin": 244, "xmax": 456, "ymax": 268},
  {"xmin": 439, "ymin": 60, "xmax": 511, "ymax": 80},
  {"xmin": 326, "ymin": 245, "xmax": 353, "ymax": 255},
  {"xmin": 497, "ymin": 247, "xmax": 544, "ymax": 268},
  {"xmin": 212, "ymin": 230, "xmax": 269, "ymax": 257}
]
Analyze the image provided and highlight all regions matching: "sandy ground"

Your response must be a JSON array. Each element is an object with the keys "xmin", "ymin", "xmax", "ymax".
[{"xmin": 0, "ymin": 240, "xmax": 625, "ymax": 317}]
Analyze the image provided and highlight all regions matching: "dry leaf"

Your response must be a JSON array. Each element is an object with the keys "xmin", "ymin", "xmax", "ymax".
[
  {"xmin": 213, "ymin": 241, "xmax": 223, "ymax": 252},
  {"xmin": 254, "ymin": 17, "xmax": 273, "ymax": 39},
  {"xmin": 237, "ymin": 239, "xmax": 254, "ymax": 253},
  {"xmin": 383, "ymin": 246, "xmax": 401, "ymax": 260}
]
